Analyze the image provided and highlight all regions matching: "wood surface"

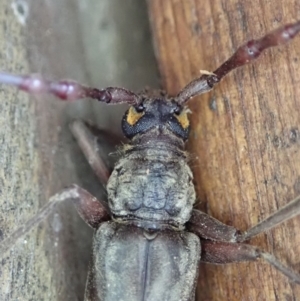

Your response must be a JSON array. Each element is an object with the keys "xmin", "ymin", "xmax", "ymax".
[
  {"xmin": 0, "ymin": 1, "xmax": 158, "ymax": 300},
  {"xmin": 148, "ymin": 1, "xmax": 300, "ymax": 300},
  {"xmin": 0, "ymin": 1, "xmax": 94, "ymax": 300}
]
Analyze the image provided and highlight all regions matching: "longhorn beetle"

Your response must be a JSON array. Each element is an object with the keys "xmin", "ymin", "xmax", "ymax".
[{"xmin": 1, "ymin": 19, "xmax": 300, "ymax": 301}]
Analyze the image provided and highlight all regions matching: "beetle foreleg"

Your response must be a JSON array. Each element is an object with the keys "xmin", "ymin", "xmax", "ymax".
[{"xmin": 70, "ymin": 120, "xmax": 121, "ymax": 186}]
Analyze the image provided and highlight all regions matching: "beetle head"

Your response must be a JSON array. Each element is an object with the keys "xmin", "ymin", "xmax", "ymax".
[{"xmin": 122, "ymin": 98, "xmax": 190, "ymax": 141}]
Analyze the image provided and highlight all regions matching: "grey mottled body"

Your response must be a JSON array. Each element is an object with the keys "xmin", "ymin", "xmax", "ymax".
[
  {"xmin": 87, "ymin": 124, "xmax": 201, "ymax": 301},
  {"xmin": 107, "ymin": 129, "xmax": 196, "ymax": 230},
  {"xmin": 85, "ymin": 222, "xmax": 200, "ymax": 301}
]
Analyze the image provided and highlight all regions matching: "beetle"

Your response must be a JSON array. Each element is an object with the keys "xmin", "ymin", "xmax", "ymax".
[{"xmin": 0, "ymin": 18, "xmax": 300, "ymax": 301}]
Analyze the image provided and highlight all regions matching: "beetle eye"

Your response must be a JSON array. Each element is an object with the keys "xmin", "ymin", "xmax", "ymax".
[
  {"xmin": 173, "ymin": 104, "xmax": 182, "ymax": 115},
  {"xmin": 136, "ymin": 103, "xmax": 145, "ymax": 113}
]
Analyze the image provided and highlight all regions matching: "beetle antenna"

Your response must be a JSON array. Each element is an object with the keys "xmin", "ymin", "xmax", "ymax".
[
  {"xmin": 175, "ymin": 21, "xmax": 300, "ymax": 104},
  {"xmin": 0, "ymin": 72, "xmax": 140, "ymax": 105}
]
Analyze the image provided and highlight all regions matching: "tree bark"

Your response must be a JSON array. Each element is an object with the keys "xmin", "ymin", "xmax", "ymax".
[{"xmin": 148, "ymin": 1, "xmax": 300, "ymax": 300}]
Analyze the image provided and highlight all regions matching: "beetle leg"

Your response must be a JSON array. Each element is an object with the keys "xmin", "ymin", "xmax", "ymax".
[
  {"xmin": 200, "ymin": 240, "xmax": 300, "ymax": 284},
  {"xmin": 190, "ymin": 197, "xmax": 300, "ymax": 283},
  {"xmin": 0, "ymin": 184, "xmax": 110, "ymax": 258},
  {"xmin": 0, "ymin": 72, "xmax": 140, "ymax": 104},
  {"xmin": 237, "ymin": 194, "xmax": 300, "ymax": 242},
  {"xmin": 70, "ymin": 120, "xmax": 122, "ymax": 186},
  {"xmin": 187, "ymin": 209, "xmax": 239, "ymax": 242},
  {"xmin": 189, "ymin": 194, "xmax": 300, "ymax": 243},
  {"xmin": 71, "ymin": 184, "xmax": 110, "ymax": 227}
]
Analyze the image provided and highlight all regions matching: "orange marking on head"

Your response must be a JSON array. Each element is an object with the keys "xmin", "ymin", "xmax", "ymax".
[
  {"xmin": 175, "ymin": 111, "xmax": 189, "ymax": 129},
  {"xmin": 126, "ymin": 107, "xmax": 144, "ymax": 126}
]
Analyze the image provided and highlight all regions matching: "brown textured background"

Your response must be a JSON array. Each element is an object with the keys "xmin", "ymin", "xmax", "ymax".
[{"xmin": 148, "ymin": 0, "xmax": 300, "ymax": 300}]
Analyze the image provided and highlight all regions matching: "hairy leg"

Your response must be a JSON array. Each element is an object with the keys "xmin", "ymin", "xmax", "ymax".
[
  {"xmin": 188, "ymin": 194, "xmax": 300, "ymax": 243},
  {"xmin": 188, "ymin": 195, "xmax": 300, "ymax": 283},
  {"xmin": 0, "ymin": 184, "xmax": 110, "ymax": 258},
  {"xmin": 200, "ymin": 240, "xmax": 300, "ymax": 284}
]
